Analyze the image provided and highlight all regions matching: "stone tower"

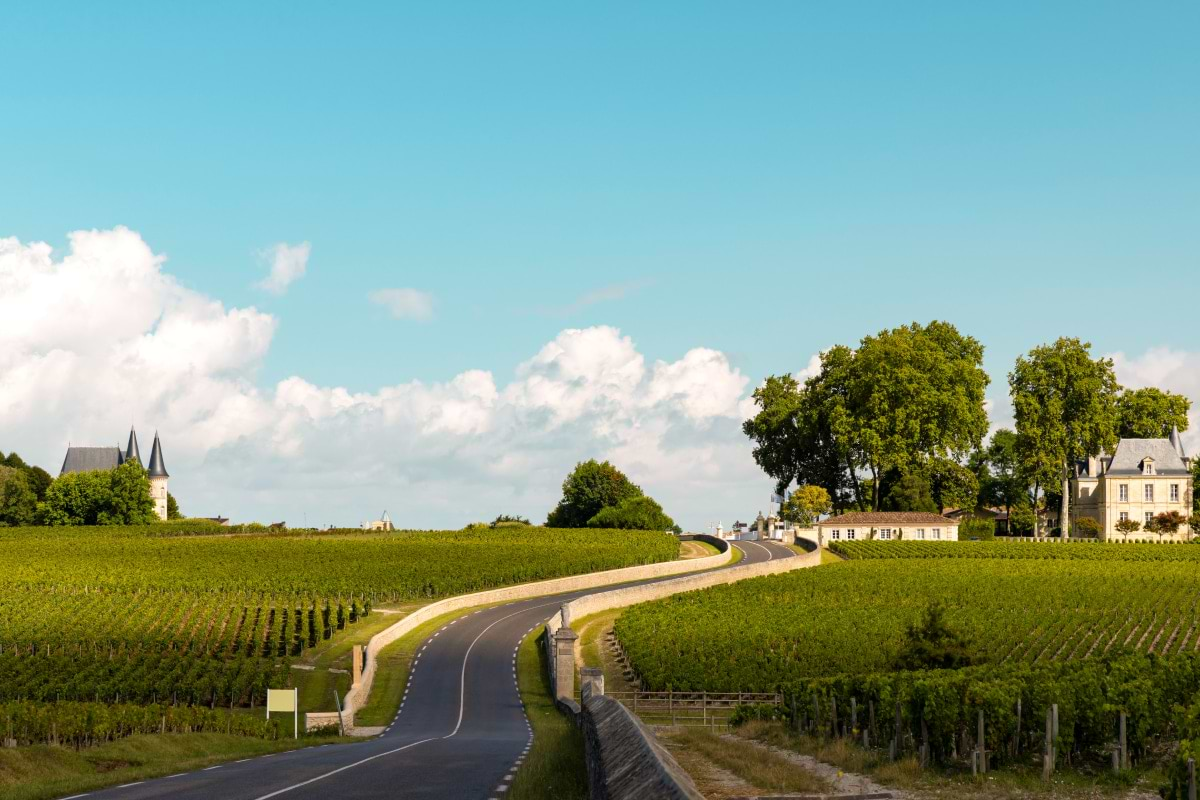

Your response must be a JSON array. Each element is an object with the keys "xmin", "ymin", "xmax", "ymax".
[{"xmin": 147, "ymin": 431, "xmax": 169, "ymax": 521}]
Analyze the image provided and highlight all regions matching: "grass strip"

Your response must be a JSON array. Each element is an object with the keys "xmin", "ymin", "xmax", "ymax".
[
  {"xmin": 506, "ymin": 629, "xmax": 587, "ymax": 800},
  {"xmin": 0, "ymin": 731, "xmax": 355, "ymax": 800}
]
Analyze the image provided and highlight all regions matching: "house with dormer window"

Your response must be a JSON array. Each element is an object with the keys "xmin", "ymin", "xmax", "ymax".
[{"xmin": 1071, "ymin": 426, "xmax": 1193, "ymax": 541}]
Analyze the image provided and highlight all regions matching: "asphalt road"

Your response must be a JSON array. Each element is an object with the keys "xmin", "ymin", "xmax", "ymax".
[{"xmin": 76, "ymin": 539, "xmax": 795, "ymax": 800}]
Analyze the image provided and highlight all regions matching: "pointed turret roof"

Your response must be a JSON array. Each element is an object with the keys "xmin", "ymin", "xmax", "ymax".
[
  {"xmin": 125, "ymin": 427, "xmax": 143, "ymax": 467},
  {"xmin": 147, "ymin": 431, "xmax": 169, "ymax": 478},
  {"xmin": 1169, "ymin": 424, "xmax": 1187, "ymax": 459}
]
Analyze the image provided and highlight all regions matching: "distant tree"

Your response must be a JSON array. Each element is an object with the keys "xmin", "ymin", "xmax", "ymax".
[
  {"xmin": 38, "ymin": 470, "xmax": 110, "ymax": 525},
  {"xmin": 1116, "ymin": 388, "xmax": 1191, "ymax": 439},
  {"xmin": 1073, "ymin": 517, "xmax": 1102, "ymax": 538},
  {"xmin": 491, "ymin": 514, "xmax": 531, "ymax": 528},
  {"xmin": 1010, "ymin": 338, "xmax": 1120, "ymax": 538},
  {"xmin": 1115, "ymin": 517, "xmax": 1141, "ymax": 541},
  {"xmin": 25, "ymin": 466, "xmax": 52, "ymax": 501},
  {"xmin": 893, "ymin": 602, "xmax": 973, "ymax": 671},
  {"xmin": 0, "ymin": 471, "xmax": 38, "ymax": 526},
  {"xmin": 779, "ymin": 485, "xmax": 832, "ymax": 528},
  {"xmin": 587, "ymin": 496, "xmax": 675, "ymax": 531},
  {"xmin": 1148, "ymin": 510, "xmax": 1188, "ymax": 542},
  {"xmin": 167, "ymin": 492, "xmax": 183, "ymax": 520},
  {"xmin": 1189, "ymin": 513, "xmax": 1200, "ymax": 542},
  {"xmin": 38, "ymin": 462, "xmax": 155, "ymax": 526},
  {"xmin": 985, "ymin": 429, "xmax": 1027, "ymax": 517},
  {"xmin": 881, "ymin": 473, "xmax": 938, "ymax": 513},
  {"xmin": 2, "ymin": 452, "xmax": 28, "ymax": 470},
  {"xmin": 958, "ymin": 517, "xmax": 995, "ymax": 541},
  {"xmin": 546, "ymin": 460, "xmax": 643, "ymax": 528},
  {"xmin": 1008, "ymin": 504, "xmax": 1036, "ymax": 536},
  {"xmin": 99, "ymin": 462, "xmax": 156, "ymax": 525},
  {"xmin": 926, "ymin": 457, "xmax": 980, "ymax": 513}
]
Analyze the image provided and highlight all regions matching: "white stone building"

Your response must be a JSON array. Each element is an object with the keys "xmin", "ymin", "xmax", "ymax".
[
  {"xmin": 1071, "ymin": 427, "xmax": 1193, "ymax": 541},
  {"xmin": 816, "ymin": 511, "xmax": 959, "ymax": 544}
]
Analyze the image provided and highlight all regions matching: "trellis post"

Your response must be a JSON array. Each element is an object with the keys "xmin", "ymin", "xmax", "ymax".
[{"xmin": 1119, "ymin": 711, "xmax": 1128, "ymax": 770}]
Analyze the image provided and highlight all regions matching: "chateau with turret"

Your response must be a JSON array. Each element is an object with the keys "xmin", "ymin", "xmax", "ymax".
[{"xmin": 60, "ymin": 427, "xmax": 170, "ymax": 520}]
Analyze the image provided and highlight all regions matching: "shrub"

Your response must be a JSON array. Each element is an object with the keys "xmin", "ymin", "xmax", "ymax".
[
  {"xmin": 958, "ymin": 517, "xmax": 995, "ymax": 541},
  {"xmin": 1073, "ymin": 517, "xmax": 1102, "ymax": 538}
]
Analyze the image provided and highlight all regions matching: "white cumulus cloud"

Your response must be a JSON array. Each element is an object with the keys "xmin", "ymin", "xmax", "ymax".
[
  {"xmin": 1110, "ymin": 347, "xmax": 1200, "ymax": 455},
  {"xmin": 0, "ymin": 228, "xmax": 763, "ymax": 530},
  {"xmin": 256, "ymin": 241, "xmax": 310, "ymax": 294},
  {"xmin": 369, "ymin": 288, "xmax": 435, "ymax": 321}
]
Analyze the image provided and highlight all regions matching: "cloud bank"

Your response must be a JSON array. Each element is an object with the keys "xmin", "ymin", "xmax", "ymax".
[{"xmin": 0, "ymin": 228, "xmax": 760, "ymax": 528}]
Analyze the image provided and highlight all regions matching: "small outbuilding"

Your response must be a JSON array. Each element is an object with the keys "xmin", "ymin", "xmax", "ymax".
[{"xmin": 816, "ymin": 511, "xmax": 959, "ymax": 545}]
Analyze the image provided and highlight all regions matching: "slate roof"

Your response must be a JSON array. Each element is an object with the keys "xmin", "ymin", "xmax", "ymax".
[
  {"xmin": 124, "ymin": 428, "xmax": 143, "ymax": 468},
  {"xmin": 60, "ymin": 447, "xmax": 122, "ymax": 476},
  {"xmin": 818, "ymin": 511, "xmax": 954, "ymax": 526},
  {"xmin": 1106, "ymin": 438, "xmax": 1191, "ymax": 476},
  {"xmin": 147, "ymin": 432, "xmax": 169, "ymax": 478}
]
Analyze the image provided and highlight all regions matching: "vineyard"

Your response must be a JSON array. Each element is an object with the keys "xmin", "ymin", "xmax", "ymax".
[
  {"xmin": 615, "ymin": 542, "xmax": 1200, "ymax": 775},
  {"xmin": 0, "ymin": 526, "xmax": 676, "ymax": 744}
]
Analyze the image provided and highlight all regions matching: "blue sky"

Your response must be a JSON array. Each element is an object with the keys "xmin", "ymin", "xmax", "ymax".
[{"xmin": 2, "ymin": 2, "xmax": 1198, "ymax": 527}]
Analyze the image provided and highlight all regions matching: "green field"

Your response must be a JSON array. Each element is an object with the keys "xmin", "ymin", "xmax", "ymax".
[
  {"xmin": 615, "ymin": 541, "xmax": 1200, "ymax": 775},
  {"xmin": 0, "ymin": 525, "xmax": 676, "ymax": 746}
]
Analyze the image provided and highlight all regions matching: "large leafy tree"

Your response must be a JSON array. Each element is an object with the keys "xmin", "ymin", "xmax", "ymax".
[
  {"xmin": 743, "ymin": 346, "xmax": 863, "ymax": 511},
  {"xmin": 1009, "ymin": 338, "xmax": 1119, "ymax": 538},
  {"xmin": 1116, "ymin": 388, "xmax": 1191, "ymax": 439},
  {"xmin": 167, "ymin": 492, "xmax": 183, "ymax": 520},
  {"xmin": 546, "ymin": 460, "xmax": 643, "ymax": 528},
  {"xmin": 847, "ymin": 322, "xmax": 989, "ymax": 509},
  {"xmin": 745, "ymin": 322, "xmax": 989, "ymax": 512}
]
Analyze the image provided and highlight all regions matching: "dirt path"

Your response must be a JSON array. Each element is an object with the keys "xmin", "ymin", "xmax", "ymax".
[{"xmin": 720, "ymin": 734, "xmax": 906, "ymax": 798}]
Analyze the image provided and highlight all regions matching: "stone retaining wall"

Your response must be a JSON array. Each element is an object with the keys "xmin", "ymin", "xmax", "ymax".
[
  {"xmin": 582, "ymin": 694, "xmax": 704, "ymax": 800},
  {"xmin": 545, "ymin": 538, "xmax": 822, "ymax": 798},
  {"xmin": 306, "ymin": 535, "xmax": 733, "ymax": 730}
]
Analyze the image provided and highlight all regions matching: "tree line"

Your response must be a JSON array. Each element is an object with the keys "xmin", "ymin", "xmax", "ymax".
[
  {"xmin": 744, "ymin": 322, "xmax": 1198, "ymax": 536},
  {"xmin": 0, "ymin": 450, "xmax": 182, "ymax": 527}
]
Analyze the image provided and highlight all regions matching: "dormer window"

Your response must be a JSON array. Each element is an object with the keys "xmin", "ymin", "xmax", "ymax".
[{"xmin": 1142, "ymin": 459, "xmax": 1155, "ymax": 476}]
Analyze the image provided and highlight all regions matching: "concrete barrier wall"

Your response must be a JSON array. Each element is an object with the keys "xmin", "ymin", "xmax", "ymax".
[
  {"xmin": 582, "ymin": 694, "xmax": 703, "ymax": 800},
  {"xmin": 547, "ymin": 542, "xmax": 819, "ymax": 644},
  {"xmin": 312, "ymin": 536, "xmax": 732, "ymax": 729}
]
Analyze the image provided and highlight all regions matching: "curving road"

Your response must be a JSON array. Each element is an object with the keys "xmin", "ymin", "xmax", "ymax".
[{"xmin": 76, "ymin": 539, "xmax": 795, "ymax": 800}]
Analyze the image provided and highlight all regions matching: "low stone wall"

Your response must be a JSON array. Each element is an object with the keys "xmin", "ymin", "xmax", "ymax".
[
  {"xmin": 304, "ymin": 711, "xmax": 342, "ymax": 733},
  {"xmin": 314, "ymin": 535, "xmax": 733, "ymax": 729},
  {"xmin": 582, "ymin": 694, "xmax": 703, "ymax": 800},
  {"xmin": 547, "ymin": 540, "xmax": 819, "ymax": 646}
]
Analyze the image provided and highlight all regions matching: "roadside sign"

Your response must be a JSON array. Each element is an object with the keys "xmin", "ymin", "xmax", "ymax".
[{"xmin": 267, "ymin": 688, "xmax": 299, "ymax": 739}]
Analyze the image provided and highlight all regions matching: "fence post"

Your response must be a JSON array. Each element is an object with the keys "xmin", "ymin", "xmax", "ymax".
[
  {"xmin": 831, "ymin": 696, "xmax": 839, "ymax": 738},
  {"xmin": 921, "ymin": 716, "xmax": 929, "ymax": 769},
  {"xmin": 1015, "ymin": 698, "xmax": 1022, "ymax": 756},
  {"xmin": 812, "ymin": 694, "xmax": 820, "ymax": 735},
  {"xmin": 670, "ymin": 691, "xmax": 675, "ymax": 726},
  {"xmin": 977, "ymin": 710, "xmax": 987, "ymax": 775},
  {"xmin": 894, "ymin": 701, "xmax": 902, "ymax": 758},
  {"xmin": 1051, "ymin": 704, "xmax": 1059, "ymax": 772},
  {"xmin": 702, "ymin": 691, "xmax": 707, "ymax": 727},
  {"xmin": 1119, "ymin": 711, "xmax": 1127, "ymax": 770},
  {"xmin": 1187, "ymin": 757, "xmax": 1196, "ymax": 800},
  {"xmin": 1043, "ymin": 707, "xmax": 1053, "ymax": 781}
]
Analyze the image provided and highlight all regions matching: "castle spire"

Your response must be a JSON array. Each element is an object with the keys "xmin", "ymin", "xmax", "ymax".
[
  {"xmin": 147, "ymin": 431, "xmax": 169, "ymax": 478},
  {"xmin": 125, "ymin": 427, "xmax": 143, "ymax": 467}
]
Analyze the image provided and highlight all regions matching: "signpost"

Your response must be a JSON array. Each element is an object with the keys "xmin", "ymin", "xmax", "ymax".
[{"xmin": 267, "ymin": 688, "xmax": 299, "ymax": 739}]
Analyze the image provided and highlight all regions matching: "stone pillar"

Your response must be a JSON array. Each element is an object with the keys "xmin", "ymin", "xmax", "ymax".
[
  {"xmin": 580, "ymin": 667, "xmax": 605, "ymax": 703},
  {"xmin": 351, "ymin": 645, "xmax": 364, "ymax": 687},
  {"xmin": 554, "ymin": 627, "xmax": 579, "ymax": 702}
]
